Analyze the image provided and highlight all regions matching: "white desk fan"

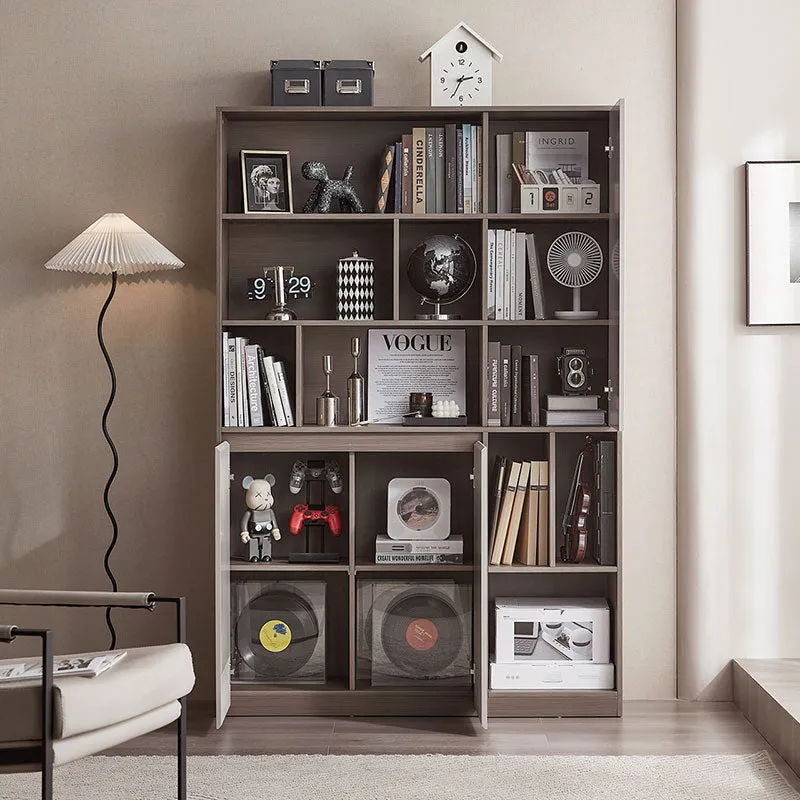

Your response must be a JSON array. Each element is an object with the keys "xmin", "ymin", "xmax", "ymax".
[{"xmin": 547, "ymin": 231, "xmax": 603, "ymax": 319}]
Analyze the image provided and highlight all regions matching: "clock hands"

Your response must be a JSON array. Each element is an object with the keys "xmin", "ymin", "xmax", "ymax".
[{"xmin": 449, "ymin": 74, "xmax": 475, "ymax": 99}]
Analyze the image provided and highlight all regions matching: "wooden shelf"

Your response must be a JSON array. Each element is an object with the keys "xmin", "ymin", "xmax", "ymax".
[
  {"xmin": 221, "ymin": 425, "xmax": 618, "ymax": 434},
  {"xmin": 223, "ymin": 318, "xmax": 613, "ymax": 328},
  {"xmin": 488, "ymin": 564, "xmax": 617, "ymax": 574},
  {"xmin": 222, "ymin": 212, "xmax": 610, "ymax": 223},
  {"xmin": 355, "ymin": 563, "xmax": 474, "ymax": 573},
  {"xmin": 488, "ymin": 689, "xmax": 619, "ymax": 717},
  {"xmin": 230, "ymin": 560, "xmax": 348, "ymax": 573}
]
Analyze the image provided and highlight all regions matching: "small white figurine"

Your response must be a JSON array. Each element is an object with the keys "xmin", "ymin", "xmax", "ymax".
[
  {"xmin": 240, "ymin": 474, "xmax": 281, "ymax": 562},
  {"xmin": 432, "ymin": 400, "xmax": 461, "ymax": 418}
]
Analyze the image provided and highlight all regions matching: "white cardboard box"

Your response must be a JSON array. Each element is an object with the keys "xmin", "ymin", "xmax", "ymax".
[
  {"xmin": 490, "ymin": 659, "xmax": 614, "ymax": 690},
  {"xmin": 495, "ymin": 597, "xmax": 610, "ymax": 665}
]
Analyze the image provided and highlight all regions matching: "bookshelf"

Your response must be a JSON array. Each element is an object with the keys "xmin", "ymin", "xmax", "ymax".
[{"xmin": 215, "ymin": 104, "xmax": 623, "ymax": 728}]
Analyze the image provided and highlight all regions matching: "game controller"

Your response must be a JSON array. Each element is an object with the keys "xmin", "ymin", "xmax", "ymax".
[
  {"xmin": 289, "ymin": 459, "xmax": 343, "ymax": 495},
  {"xmin": 289, "ymin": 503, "xmax": 342, "ymax": 537}
]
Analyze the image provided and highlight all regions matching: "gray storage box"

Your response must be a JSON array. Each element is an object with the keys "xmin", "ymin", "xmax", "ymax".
[
  {"xmin": 322, "ymin": 60, "xmax": 374, "ymax": 106},
  {"xmin": 270, "ymin": 60, "xmax": 322, "ymax": 106}
]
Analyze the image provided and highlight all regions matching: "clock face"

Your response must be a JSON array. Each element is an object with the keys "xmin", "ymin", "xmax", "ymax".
[{"xmin": 436, "ymin": 57, "xmax": 486, "ymax": 106}]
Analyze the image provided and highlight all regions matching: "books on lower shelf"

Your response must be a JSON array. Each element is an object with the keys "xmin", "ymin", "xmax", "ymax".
[
  {"xmin": 376, "ymin": 123, "xmax": 481, "ymax": 214},
  {"xmin": 488, "ymin": 457, "xmax": 549, "ymax": 567},
  {"xmin": 487, "ymin": 231, "xmax": 545, "ymax": 320},
  {"xmin": 222, "ymin": 333, "xmax": 295, "ymax": 427},
  {"xmin": 375, "ymin": 534, "xmax": 464, "ymax": 564},
  {"xmin": 0, "ymin": 650, "xmax": 127, "ymax": 682},
  {"xmin": 544, "ymin": 395, "xmax": 606, "ymax": 426},
  {"xmin": 487, "ymin": 345, "xmax": 540, "ymax": 427}
]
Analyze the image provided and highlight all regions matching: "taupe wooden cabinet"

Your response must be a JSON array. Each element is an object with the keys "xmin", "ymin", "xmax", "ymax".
[{"xmin": 215, "ymin": 105, "xmax": 624, "ymax": 728}]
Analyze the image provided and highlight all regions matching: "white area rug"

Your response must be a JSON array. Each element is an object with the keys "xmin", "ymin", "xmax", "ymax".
[{"xmin": 0, "ymin": 753, "xmax": 797, "ymax": 800}]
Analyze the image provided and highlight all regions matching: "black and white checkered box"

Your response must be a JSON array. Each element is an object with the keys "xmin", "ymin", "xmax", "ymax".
[{"xmin": 337, "ymin": 251, "xmax": 375, "ymax": 320}]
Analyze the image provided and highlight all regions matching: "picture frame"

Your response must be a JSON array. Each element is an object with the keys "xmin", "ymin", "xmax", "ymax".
[
  {"xmin": 241, "ymin": 150, "xmax": 293, "ymax": 214},
  {"xmin": 745, "ymin": 160, "xmax": 800, "ymax": 325}
]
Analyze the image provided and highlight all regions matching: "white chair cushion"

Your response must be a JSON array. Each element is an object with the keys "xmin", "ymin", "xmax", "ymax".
[{"xmin": 0, "ymin": 643, "xmax": 194, "ymax": 742}]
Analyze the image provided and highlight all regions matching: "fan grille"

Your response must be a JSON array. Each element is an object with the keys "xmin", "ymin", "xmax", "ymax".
[{"xmin": 547, "ymin": 232, "xmax": 603, "ymax": 288}]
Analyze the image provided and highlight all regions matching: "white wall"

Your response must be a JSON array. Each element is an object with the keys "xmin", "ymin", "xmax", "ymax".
[
  {"xmin": 677, "ymin": 0, "xmax": 800, "ymax": 699},
  {"xmin": 0, "ymin": 0, "xmax": 676, "ymax": 703}
]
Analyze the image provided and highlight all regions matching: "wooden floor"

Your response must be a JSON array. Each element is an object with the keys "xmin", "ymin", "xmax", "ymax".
[{"xmin": 110, "ymin": 701, "xmax": 800, "ymax": 789}]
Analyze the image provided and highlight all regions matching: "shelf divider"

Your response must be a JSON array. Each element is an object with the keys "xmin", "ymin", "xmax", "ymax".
[
  {"xmin": 294, "ymin": 326, "xmax": 304, "ymax": 428},
  {"xmin": 392, "ymin": 218, "xmax": 400, "ymax": 320}
]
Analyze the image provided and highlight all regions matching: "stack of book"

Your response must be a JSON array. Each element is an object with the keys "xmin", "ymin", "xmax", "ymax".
[
  {"xmin": 374, "ymin": 534, "xmax": 464, "ymax": 565},
  {"xmin": 486, "ymin": 343, "xmax": 540, "ymax": 427},
  {"xmin": 376, "ymin": 123, "xmax": 483, "ymax": 214},
  {"xmin": 486, "ymin": 231, "xmax": 545, "ymax": 320},
  {"xmin": 222, "ymin": 333, "xmax": 295, "ymax": 427},
  {"xmin": 488, "ymin": 457, "xmax": 549, "ymax": 566},
  {"xmin": 543, "ymin": 395, "xmax": 605, "ymax": 427}
]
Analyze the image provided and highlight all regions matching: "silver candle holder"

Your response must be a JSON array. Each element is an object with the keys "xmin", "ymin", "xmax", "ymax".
[
  {"xmin": 316, "ymin": 354, "xmax": 339, "ymax": 426},
  {"xmin": 347, "ymin": 336, "xmax": 365, "ymax": 425}
]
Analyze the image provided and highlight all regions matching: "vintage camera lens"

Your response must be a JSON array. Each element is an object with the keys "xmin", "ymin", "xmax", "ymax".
[
  {"xmin": 569, "ymin": 357, "xmax": 583, "ymax": 370},
  {"xmin": 568, "ymin": 373, "xmax": 584, "ymax": 387}
]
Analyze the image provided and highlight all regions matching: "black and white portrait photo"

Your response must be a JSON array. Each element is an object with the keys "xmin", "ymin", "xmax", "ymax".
[{"xmin": 241, "ymin": 150, "xmax": 293, "ymax": 213}]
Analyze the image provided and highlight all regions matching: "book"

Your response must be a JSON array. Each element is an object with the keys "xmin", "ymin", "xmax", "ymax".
[
  {"xmin": 537, "ymin": 462, "xmax": 549, "ymax": 565},
  {"xmin": 235, "ymin": 337, "xmax": 248, "ymax": 426},
  {"xmin": 472, "ymin": 125, "xmax": 480, "ymax": 213},
  {"xmin": 511, "ymin": 131, "xmax": 526, "ymax": 212},
  {"xmin": 435, "ymin": 127, "xmax": 445, "ymax": 213},
  {"xmin": 401, "ymin": 134, "xmax": 412, "ymax": 213},
  {"xmin": 376, "ymin": 534, "xmax": 463, "ymax": 558},
  {"xmin": 255, "ymin": 346, "xmax": 277, "ymax": 426},
  {"xmin": 593, "ymin": 440, "xmax": 616, "ymax": 566},
  {"xmin": 462, "ymin": 124, "xmax": 472, "ymax": 214},
  {"xmin": 456, "ymin": 126, "xmax": 464, "ymax": 214},
  {"xmin": 375, "ymin": 553, "xmax": 464, "ymax": 564},
  {"xmin": 222, "ymin": 332, "xmax": 230, "ymax": 426},
  {"xmin": 495, "ymin": 229, "xmax": 505, "ymax": 320},
  {"xmin": 510, "ymin": 345, "xmax": 522, "ymax": 426},
  {"xmin": 504, "ymin": 229, "xmax": 513, "ymax": 321},
  {"xmin": 515, "ymin": 461, "xmax": 540, "ymax": 566},
  {"xmin": 375, "ymin": 143, "xmax": 394, "ymax": 213},
  {"xmin": 445, "ymin": 124, "xmax": 458, "ymax": 213},
  {"xmin": 262, "ymin": 355, "xmax": 287, "ymax": 427},
  {"xmin": 226, "ymin": 336, "xmax": 237, "ymax": 427},
  {"xmin": 244, "ymin": 344, "xmax": 265, "ymax": 426},
  {"xmin": 525, "ymin": 131, "xmax": 589, "ymax": 183},
  {"xmin": 486, "ymin": 340, "xmax": 501, "ymax": 426},
  {"xmin": 501, "ymin": 460, "xmax": 531, "ymax": 564},
  {"xmin": 500, "ymin": 344, "xmax": 511, "ymax": 427},
  {"xmin": 425, "ymin": 128, "xmax": 436, "ymax": 213},
  {"xmin": 393, "ymin": 141, "xmax": 403, "ymax": 213},
  {"xmin": 273, "ymin": 360, "xmax": 295, "ymax": 427},
  {"xmin": 522, "ymin": 355, "xmax": 540, "ymax": 426},
  {"xmin": 490, "ymin": 460, "xmax": 521, "ymax": 565},
  {"xmin": 486, "ymin": 228, "xmax": 496, "ymax": 319},
  {"xmin": 496, "ymin": 133, "xmax": 514, "ymax": 213},
  {"xmin": 412, "ymin": 127, "xmax": 426, "ymax": 214},
  {"xmin": 0, "ymin": 650, "xmax": 127, "ymax": 682},
  {"xmin": 487, "ymin": 455, "xmax": 507, "ymax": 559},
  {"xmin": 515, "ymin": 231, "xmax": 526, "ymax": 320},
  {"xmin": 525, "ymin": 233, "xmax": 546, "ymax": 319},
  {"xmin": 544, "ymin": 409, "xmax": 606, "ymax": 426},
  {"xmin": 546, "ymin": 394, "xmax": 600, "ymax": 411}
]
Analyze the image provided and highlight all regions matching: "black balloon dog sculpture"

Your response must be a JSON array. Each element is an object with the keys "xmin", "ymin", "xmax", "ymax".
[{"xmin": 301, "ymin": 161, "xmax": 364, "ymax": 213}]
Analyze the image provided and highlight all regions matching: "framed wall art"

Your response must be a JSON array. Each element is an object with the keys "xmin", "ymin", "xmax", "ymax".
[
  {"xmin": 241, "ymin": 150, "xmax": 293, "ymax": 214},
  {"xmin": 746, "ymin": 160, "xmax": 800, "ymax": 325}
]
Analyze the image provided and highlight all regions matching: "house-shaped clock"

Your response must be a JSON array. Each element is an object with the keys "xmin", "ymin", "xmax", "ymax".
[{"xmin": 419, "ymin": 22, "xmax": 503, "ymax": 107}]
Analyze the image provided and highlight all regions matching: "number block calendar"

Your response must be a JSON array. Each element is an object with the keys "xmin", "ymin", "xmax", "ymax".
[{"xmin": 519, "ymin": 183, "xmax": 601, "ymax": 214}]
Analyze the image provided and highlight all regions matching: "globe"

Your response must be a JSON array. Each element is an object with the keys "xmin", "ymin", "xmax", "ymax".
[{"xmin": 406, "ymin": 234, "xmax": 476, "ymax": 318}]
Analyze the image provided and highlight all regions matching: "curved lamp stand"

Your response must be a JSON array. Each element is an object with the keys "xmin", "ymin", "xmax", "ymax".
[{"xmin": 98, "ymin": 271, "xmax": 120, "ymax": 648}]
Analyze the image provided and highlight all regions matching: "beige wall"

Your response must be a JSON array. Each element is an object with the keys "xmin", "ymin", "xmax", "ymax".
[
  {"xmin": 0, "ymin": 0, "xmax": 676, "ymax": 707},
  {"xmin": 677, "ymin": 0, "xmax": 800, "ymax": 699}
]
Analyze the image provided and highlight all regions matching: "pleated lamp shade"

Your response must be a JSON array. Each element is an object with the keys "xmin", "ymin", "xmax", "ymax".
[{"xmin": 44, "ymin": 213, "xmax": 184, "ymax": 275}]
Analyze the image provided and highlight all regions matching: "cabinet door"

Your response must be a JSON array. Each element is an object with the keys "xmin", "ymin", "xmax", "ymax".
[
  {"xmin": 473, "ymin": 440, "xmax": 488, "ymax": 729},
  {"xmin": 215, "ymin": 441, "xmax": 231, "ymax": 729},
  {"xmin": 608, "ymin": 100, "xmax": 625, "ymax": 428}
]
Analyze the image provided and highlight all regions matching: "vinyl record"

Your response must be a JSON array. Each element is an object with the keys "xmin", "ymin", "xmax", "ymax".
[
  {"xmin": 235, "ymin": 589, "xmax": 320, "ymax": 679},
  {"xmin": 380, "ymin": 591, "xmax": 463, "ymax": 676},
  {"xmin": 396, "ymin": 486, "xmax": 441, "ymax": 532}
]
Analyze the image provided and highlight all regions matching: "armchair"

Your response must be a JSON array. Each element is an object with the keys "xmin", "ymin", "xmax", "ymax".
[{"xmin": 0, "ymin": 590, "xmax": 195, "ymax": 800}]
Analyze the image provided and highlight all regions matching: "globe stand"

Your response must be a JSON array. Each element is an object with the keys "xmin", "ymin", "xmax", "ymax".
[
  {"xmin": 416, "ymin": 300, "xmax": 461, "ymax": 321},
  {"xmin": 554, "ymin": 287, "xmax": 599, "ymax": 320}
]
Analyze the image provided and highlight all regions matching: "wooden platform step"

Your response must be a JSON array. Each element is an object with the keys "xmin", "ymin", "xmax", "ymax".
[{"xmin": 733, "ymin": 658, "xmax": 800, "ymax": 777}]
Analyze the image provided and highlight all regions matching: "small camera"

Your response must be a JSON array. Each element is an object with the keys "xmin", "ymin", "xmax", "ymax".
[{"xmin": 557, "ymin": 347, "xmax": 592, "ymax": 395}]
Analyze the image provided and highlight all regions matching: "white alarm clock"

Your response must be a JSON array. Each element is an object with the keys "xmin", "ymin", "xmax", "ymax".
[{"xmin": 419, "ymin": 21, "xmax": 503, "ymax": 107}]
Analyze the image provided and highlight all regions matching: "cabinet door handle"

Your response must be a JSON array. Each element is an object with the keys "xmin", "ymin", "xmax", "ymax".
[
  {"xmin": 336, "ymin": 79, "xmax": 362, "ymax": 95},
  {"xmin": 285, "ymin": 79, "xmax": 310, "ymax": 94}
]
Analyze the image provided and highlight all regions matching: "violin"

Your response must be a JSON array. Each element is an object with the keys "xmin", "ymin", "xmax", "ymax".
[{"xmin": 561, "ymin": 437, "xmax": 594, "ymax": 563}]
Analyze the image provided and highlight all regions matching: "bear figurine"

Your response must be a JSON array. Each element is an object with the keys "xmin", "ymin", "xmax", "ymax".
[{"xmin": 240, "ymin": 474, "xmax": 281, "ymax": 562}]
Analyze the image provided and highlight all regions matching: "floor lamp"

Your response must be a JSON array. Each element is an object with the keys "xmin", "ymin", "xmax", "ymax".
[{"xmin": 44, "ymin": 213, "xmax": 184, "ymax": 647}]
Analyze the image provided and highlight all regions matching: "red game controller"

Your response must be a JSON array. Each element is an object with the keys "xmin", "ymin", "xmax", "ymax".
[{"xmin": 289, "ymin": 503, "xmax": 342, "ymax": 536}]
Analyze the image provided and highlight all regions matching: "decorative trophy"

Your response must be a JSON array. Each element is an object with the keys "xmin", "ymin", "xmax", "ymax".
[
  {"xmin": 347, "ymin": 337, "xmax": 365, "ymax": 425},
  {"xmin": 316, "ymin": 355, "xmax": 339, "ymax": 426},
  {"xmin": 264, "ymin": 265, "xmax": 297, "ymax": 321}
]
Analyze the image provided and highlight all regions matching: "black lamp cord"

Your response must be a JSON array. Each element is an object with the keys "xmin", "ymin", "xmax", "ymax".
[{"xmin": 98, "ymin": 270, "xmax": 119, "ymax": 649}]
